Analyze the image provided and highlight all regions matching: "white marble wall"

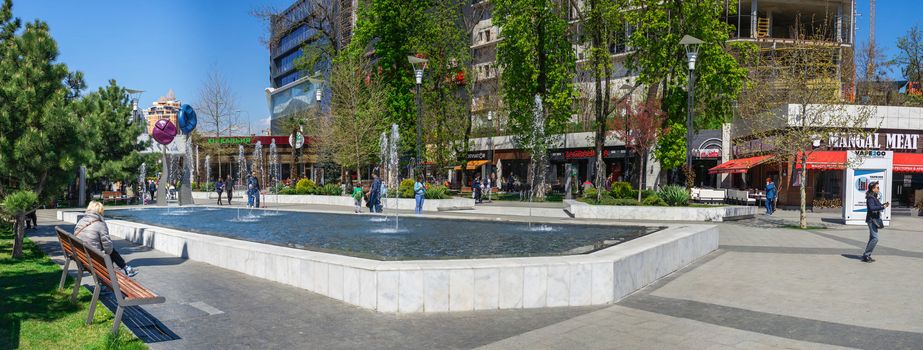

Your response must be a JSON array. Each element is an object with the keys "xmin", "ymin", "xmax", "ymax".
[
  {"xmin": 566, "ymin": 200, "xmax": 756, "ymax": 222},
  {"xmin": 60, "ymin": 210, "xmax": 719, "ymax": 314}
]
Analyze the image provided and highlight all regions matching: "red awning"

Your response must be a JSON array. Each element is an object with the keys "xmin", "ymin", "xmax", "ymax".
[
  {"xmin": 791, "ymin": 151, "xmax": 923, "ymax": 173},
  {"xmin": 895, "ymin": 153, "xmax": 923, "ymax": 173},
  {"xmin": 795, "ymin": 151, "xmax": 847, "ymax": 170},
  {"xmin": 708, "ymin": 155, "xmax": 772, "ymax": 174}
]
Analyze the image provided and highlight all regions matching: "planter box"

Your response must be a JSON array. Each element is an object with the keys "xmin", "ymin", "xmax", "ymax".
[
  {"xmin": 565, "ymin": 200, "xmax": 755, "ymax": 222},
  {"xmin": 192, "ymin": 192, "xmax": 473, "ymax": 212}
]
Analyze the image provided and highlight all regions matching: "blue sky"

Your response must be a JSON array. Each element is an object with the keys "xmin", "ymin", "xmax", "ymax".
[
  {"xmin": 9, "ymin": 0, "xmax": 923, "ymax": 133},
  {"xmin": 11, "ymin": 0, "xmax": 292, "ymax": 133}
]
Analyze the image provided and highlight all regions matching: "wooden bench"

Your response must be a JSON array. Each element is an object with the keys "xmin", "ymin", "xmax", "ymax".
[
  {"xmin": 55, "ymin": 226, "xmax": 165, "ymax": 335},
  {"xmin": 55, "ymin": 228, "xmax": 90, "ymax": 303},
  {"xmin": 101, "ymin": 191, "xmax": 130, "ymax": 204}
]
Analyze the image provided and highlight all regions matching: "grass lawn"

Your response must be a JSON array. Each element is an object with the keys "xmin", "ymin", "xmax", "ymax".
[{"xmin": 0, "ymin": 229, "xmax": 146, "ymax": 350}]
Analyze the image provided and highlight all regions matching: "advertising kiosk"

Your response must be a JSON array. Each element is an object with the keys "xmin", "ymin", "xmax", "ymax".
[{"xmin": 843, "ymin": 150, "xmax": 893, "ymax": 226}]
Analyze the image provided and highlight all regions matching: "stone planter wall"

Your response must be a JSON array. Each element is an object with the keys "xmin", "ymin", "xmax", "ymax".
[{"xmin": 565, "ymin": 200, "xmax": 756, "ymax": 222}]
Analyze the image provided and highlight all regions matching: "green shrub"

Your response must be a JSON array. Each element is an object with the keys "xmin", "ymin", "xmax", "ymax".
[
  {"xmin": 317, "ymin": 183, "xmax": 342, "ymax": 196},
  {"xmin": 641, "ymin": 194, "xmax": 667, "ymax": 206},
  {"xmin": 583, "ymin": 187, "xmax": 598, "ymax": 199},
  {"xmin": 295, "ymin": 178, "xmax": 316, "ymax": 194},
  {"xmin": 658, "ymin": 185, "xmax": 690, "ymax": 206},
  {"xmin": 399, "ymin": 179, "xmax": 415, "ymax": 198},
  {"xmin": 2, "ymin": 190, "xmax": 38, "ymax": 215},
  {"xmin": 640, "ymin": 189, "xmax": 658, "ymax": 200},
  {"xmin": 610, "ymin": 198, "xmax": 641, "ymax": 206},
  {"xmin": 609, "ymin": 181, "xmax": 637, "ymax": 199},
  {"xmin": 279, "ymin": 186, "xmax": 296, "ymax": 195},
  {"xmin": 424, "ymin": 185, "xmax": 450, "ymax": 199}
]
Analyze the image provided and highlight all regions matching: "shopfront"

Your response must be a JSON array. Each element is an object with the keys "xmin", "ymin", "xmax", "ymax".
[
  {"xmin": 712, "ymin": 129, "xmax": 923, "ymax": 208},
  {"xmin": 548, "ymin": 147, "xmax": 626, "ymax": 188}
]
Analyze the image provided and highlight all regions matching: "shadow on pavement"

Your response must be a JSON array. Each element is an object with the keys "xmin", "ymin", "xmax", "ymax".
[
  {"xmin": 840, "ymin": 253, "xmax": 864, "ymax": 261},
  {"xmin": 124, "ymin": 256, "xmax": 186, "ymax": 268},
  {"xmin": 821, "ymin": 217, "xmax": 845, "ymax": 225},
  {"xmin": 93, "ymin": 286, "xmax": 181, "ymax": 343}
]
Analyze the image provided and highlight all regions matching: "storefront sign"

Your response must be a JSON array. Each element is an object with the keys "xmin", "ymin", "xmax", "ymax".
[
  {"xmin": 204, "ymin": 136, "xmax": 291, "ymax": 146},
  {"xmin": 692, "ymin": 148, "xmax": 721, "ymax": 159},
  {"xmin": 207, "ymin": 137, "xmax": 251, "ymax": 145},
  {"xmin": 842, "ymin": 150, "xmax": 892, "ymax": 226},
  {"xmin": 827, "ymin": 133, "xmax": 920, "ymax": 151},
  {"xmin": 550, "ymin": 148, "xmax": 625, "ymax": 161},
  {"xmin": 289, "ymin": 132, "xmax": 304, "ymax": 149},
  {"xmin": 467, "ymin": 151, "xmax": 493, "ymax": 160}
]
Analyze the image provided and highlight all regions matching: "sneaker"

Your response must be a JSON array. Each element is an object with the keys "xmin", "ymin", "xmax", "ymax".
[
  {"xmin": 123, "ymin": 265, "xmax": 139, "ymax": 277},
  {"xmin": 866, "ymin": 256, "xmax": 876, "ymax": 263}
]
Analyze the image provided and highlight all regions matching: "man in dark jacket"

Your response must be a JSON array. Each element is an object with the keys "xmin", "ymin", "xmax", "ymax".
[
  {"xmin": 247, "ymin": 171, "xmax": 261, "ymax": 208},
  {"xmin": 370, "ymin": 174, "xmax": 382, "ymax": 213}
]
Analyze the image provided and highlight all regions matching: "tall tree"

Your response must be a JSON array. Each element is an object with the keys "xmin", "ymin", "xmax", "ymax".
[
  {"xmin": 328, "ymin": 51, "xmax": 388, "ymax": 183},
  {"xmin": 737, "ymin": 37, "xmax": 873, "ymax": 229},
  {"xmin": 0, "ymin": 0, "xmax": 147, "ymax": 258},
  {"xmin": 195, "ymin": 68, "xmax": 239, "ymax": 180},
  {"xmin": 571, "ymin": 0, "xmax": 631, "ymax": 200},
  {"xmin": 610, "ymin": 100, "xmax": 668, "ymax": 201},
  {"xmin": 892, "ymin": 25, "xmax": 923, "ymax": 85},
  {"xmin": 412, "ymin": 0, "xmax": 470, "ymax": 179},
  {"xmin": 494, "ymin": 0, "xmax": 576, "ymax": 199},
  {"xmin": 0, "ymin": 0, "xmax": 87, "ymax": 257},
  {"xmin": 81, "ymin": 80, "xmax": 150, "ymax": 183},
  {"xmin": 347, "ymin": 0, "xmax": 430, "ymax": 155},
  {"xmin": 625, "ymin": 0, "xmax": 752, "ymax": 182}
]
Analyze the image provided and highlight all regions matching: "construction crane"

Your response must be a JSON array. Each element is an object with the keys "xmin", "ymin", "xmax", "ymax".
[{"xmin": 866, "ymin": 0, "xmax": 876, "ymax": 81}]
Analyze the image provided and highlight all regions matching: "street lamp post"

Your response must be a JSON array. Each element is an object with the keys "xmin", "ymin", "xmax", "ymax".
[
  {"xmin": 680, "ymin": 35, "xmax": 703, "ymax": 188},
  {"xmin": 307, "ymin": 72, "xmax": 324, "ymax": 182},
  {"xmin": 408, "ymin": 55, "xmax": 428, "ymax": 180},
  {"xmin": 487, "ymin": 111, "xmax": 494, "ymax": 202}
]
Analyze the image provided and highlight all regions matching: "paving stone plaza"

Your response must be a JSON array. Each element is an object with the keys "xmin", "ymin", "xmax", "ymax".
[{"xmin": 32, "ymin": 201, "xmax": 923, "ymax": 350}]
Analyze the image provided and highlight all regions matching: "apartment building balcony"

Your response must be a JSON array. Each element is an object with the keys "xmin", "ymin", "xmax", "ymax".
[{"xmin": 723, "ymin": 0, "xmax": 854, "ymax": 46}]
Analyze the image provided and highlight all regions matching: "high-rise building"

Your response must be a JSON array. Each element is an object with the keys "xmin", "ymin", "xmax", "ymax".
[
  {"xmin": 266, "ymin": 0, "xmax": 357, "ymax": 135},
  {"xmin": 145, "ymin": 89, "xmax": 181, "ymax": 135}
]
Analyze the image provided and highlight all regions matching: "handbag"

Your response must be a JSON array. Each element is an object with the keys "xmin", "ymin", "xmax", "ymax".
[{"xmin": 872, "ymin": 217, "xmax": 884, "ymax": 229}]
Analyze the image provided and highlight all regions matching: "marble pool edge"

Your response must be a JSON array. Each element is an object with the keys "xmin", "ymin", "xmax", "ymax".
[{"xmin": 58, "ymin": 210, "xmax": 718, "ymax": 313}]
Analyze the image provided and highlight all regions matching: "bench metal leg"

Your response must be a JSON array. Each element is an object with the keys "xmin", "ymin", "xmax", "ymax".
[
  {"xmin": 59, "ymin": 256, "xmax": 71, "ymax": 289},
  {"xmin": 111, "ymin": 306, "xmax": 125, "ymax": 336},
  {"xmin": 70, "ymin": 264, "xmax": 84, "ymax": 303},
  {"xmin": 86, "ymin": 282, "xmax": 101, "ymax": 325}
]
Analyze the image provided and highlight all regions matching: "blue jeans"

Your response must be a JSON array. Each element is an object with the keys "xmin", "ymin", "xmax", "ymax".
[
  {"xmin": 765, "ymin": 197, "xmax": 775, "ymax": 214},
  {"xmin": 863, "ymin": 221, "xmax": 879, "ymax": 258},
  {"xmin": 415, "ymin": 194, "xmax": 424, "ymax": 214},
  {"xmin": 247, "ymin": 193, "xmax": 254, "ymax": 207}
]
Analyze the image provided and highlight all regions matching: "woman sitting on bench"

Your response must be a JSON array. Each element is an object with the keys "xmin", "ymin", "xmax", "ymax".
[{"xmin": 74, "ymin": 201, "xmax": 138, "ymax": 277}]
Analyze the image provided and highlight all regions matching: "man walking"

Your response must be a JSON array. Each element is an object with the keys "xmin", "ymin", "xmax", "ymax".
[
  {"xmin": 370, "ymin": 174, "xmax": 382, "ymax": 213},
  {"xmin": 215, "ymin": 178, "xmax": 225, "ymax": 205},
  {"xmin": 247, "ymin": 171, "xmax": 261, "ymax": 208},
  {"xmin": 765, "ymin": 177, "xmax": 777, "ymax": 215}
]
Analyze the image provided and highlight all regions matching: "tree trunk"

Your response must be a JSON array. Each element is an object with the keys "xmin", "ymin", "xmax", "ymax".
[
  {"xmin": 800, "ymin": 157, "xmax": 808, "ymax": 229},
  {"xmin": 638, "ymin": 151, "xmax": 645, "ymax": 202},
  {"xmin": 11, "ymin": 216, "xmax": 25, "ymax": 259}
]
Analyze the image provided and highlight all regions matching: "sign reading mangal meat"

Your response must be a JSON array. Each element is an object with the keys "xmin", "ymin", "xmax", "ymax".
[{"xmin": 826, "ymin": 133, "xmax": 921, "ymax": 151}]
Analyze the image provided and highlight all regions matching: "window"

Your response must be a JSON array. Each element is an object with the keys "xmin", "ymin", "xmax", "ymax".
[
  {"xmin": 485, "ymin": 30, "xmax": 491, "ymax": 42},
  {"xmin": 276, "ymin": 25, "xmax": 310, "ymax": 55},
  {"xmin": 275, "ymin": 50, "xmax": 303, "ymax": 75}
]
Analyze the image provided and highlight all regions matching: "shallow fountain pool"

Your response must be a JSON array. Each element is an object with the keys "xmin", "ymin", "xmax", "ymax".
[{"xmin": 106, "ymin": 207, "xmax": 660, "ymax": 261}]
